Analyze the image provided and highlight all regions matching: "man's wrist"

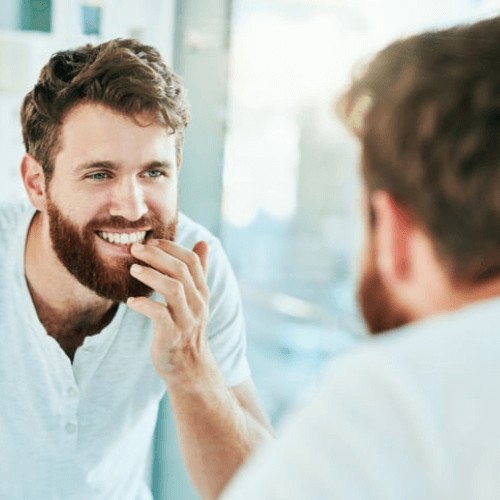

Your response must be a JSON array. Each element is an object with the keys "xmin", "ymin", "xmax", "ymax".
[{"xmin": 160, "ymin": 344, "xmax": 223, "ymax": 393}]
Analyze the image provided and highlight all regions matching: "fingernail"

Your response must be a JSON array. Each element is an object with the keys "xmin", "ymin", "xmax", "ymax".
[
  {"xmin": 132, "ymin": 243, "xmax": 144, "ymax": 252},
  {"xmin": 130, "ymin": 264, "xmax": 141, "ymax": 274},
  {"xmin": 148, "ymin": 238, "xmax": 159, "ymax": 246}
]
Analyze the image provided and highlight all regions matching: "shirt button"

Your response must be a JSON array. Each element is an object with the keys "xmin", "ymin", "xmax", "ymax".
[
  {"xmin": 84, "ymin": 345, "xmax": 95, "ymax": 352},
  {"xmin": 65, "ymin": 422, "xmax": 77, "ymax": 434},
  {"xmin": 67, "ymin": 387, "xmax": 78, "ymax": 398}
]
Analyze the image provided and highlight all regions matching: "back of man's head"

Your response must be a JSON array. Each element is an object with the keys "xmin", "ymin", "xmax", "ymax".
[
  {"xmin": 340, "ymin": 15, "xmax": 500, "ymax": 285},
  {"xmin": 21, "ymin": 38, "xmax": 190, "ymax": 180}
]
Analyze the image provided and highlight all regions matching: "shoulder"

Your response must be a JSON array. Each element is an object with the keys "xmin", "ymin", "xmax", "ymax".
[
  {"xmin": 176, "ymin": 213, "xmax": 229, "ymax": 274},
  {"xmin": 224, "ymin": 302, "xmax": 500, "ymax": 499},
  {"xmin": 308, "ymin": 299, "xmax": 500, "ymax": 441},
  {"xmin": 0, "ymin": 200, "xmax": 34, "ymax": 233},
  {"xmin": 352, "ymin": 297, "xmax": 500, "ymax": 379},
  {"xmin": 0, "ymin": 200, "xmax": 33, "ymax": 278},
  {"xmin": 175, "ymin": 212, "xmax": 240, "ymax": 298},
  {"xmin": 176, "ymin": 212, "xmax": 221, "ymax": 249}
]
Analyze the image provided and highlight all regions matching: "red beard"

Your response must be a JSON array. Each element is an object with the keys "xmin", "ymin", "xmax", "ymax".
[
  {"xmin": 46, "ymin": 196, "xmax": 177, "ymax": 302},
  {"xmin": 357, "ymin": 242, "xmax": 411, "ymax": 334}
]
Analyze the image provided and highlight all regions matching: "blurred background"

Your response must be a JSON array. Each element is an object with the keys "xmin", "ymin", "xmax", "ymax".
[{"xmin": 1, "ymin": 0, "xmax": 497, "ymax": 497}]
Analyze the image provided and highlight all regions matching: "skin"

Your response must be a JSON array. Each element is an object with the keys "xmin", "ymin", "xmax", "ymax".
[{"xmin": 21, "ymin": 102, "xmax": 273, "ymax": 499}]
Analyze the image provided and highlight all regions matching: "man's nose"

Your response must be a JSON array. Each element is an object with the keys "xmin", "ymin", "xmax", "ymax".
[{"xmin": 109, "ymin": 178, "xmax": 148, "ymax": 221}]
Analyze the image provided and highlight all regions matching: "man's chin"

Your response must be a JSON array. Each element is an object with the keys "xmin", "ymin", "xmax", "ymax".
[
  {"xmin": 80, "ymin": 259, "xmax": 153, "ymax": 302},
  {"xmin": 125, "ymin": 281, "xmax": 155, "ymax": 300},
  {"xmin": 90, "ymin": 280, "xmax": 154, "ymax": 303}
]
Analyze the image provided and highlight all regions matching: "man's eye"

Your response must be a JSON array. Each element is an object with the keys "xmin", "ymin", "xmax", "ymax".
[
  {"xmin": 145, "ymin": 169, "xmax": 164, "ymax": 178},
  {"xmin": 89, "ymin": 172, "xmax": 109, "ymax": 180}
]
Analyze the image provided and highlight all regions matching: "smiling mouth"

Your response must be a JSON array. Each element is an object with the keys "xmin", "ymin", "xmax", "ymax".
[{"xmin": 96, "ymin": 230, "xmax": 149, "ymax": 245}]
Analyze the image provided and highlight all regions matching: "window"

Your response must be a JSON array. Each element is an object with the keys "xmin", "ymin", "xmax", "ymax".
[
  {"xmin": 0, "ymin": 0, "xmax": 52, "ymax": 32},
  {"xmin": 222, "ymin": 0, "xmax": 494, "ymax": 424}
]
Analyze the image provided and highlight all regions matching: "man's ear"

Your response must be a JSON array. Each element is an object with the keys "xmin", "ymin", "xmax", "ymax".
[
  {"xmin": 371, "ymin": 190, "xmax": 413, "ymax": 285},
  {"xmin": 21, "ymin": 154, "xmax": 47, "ymax": 211}
]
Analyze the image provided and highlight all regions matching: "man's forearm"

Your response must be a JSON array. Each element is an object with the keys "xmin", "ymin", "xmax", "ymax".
[{"xmin": 164, "ymin": 355, "xmax": 273, "ymax": 500}]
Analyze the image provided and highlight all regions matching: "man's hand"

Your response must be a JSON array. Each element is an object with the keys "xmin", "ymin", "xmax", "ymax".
[
  {"xmin": 126, "ymin": 239, "xmax": 210, "ymax": 380},
  {"xmin": 126, "ymin": 238, "xmax": 272, "ymax": 499}
]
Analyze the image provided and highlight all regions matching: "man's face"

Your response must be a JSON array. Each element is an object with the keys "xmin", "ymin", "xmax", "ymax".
[
  {"xmin": 357, "ymin": 205, "xmax": 411, "ymax": 334},
  {"xmin": 45, "ymin": 103, "xmax": 180, "ymax": 302}
]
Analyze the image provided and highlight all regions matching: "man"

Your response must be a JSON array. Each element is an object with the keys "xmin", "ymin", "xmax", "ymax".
[
  {"xmin": 0, "ymin": 38, "xmax": 271, "ymax": 500},
  {"xmin": 222, "ymin": 15, "xmax": 500, "ymax": 499}
]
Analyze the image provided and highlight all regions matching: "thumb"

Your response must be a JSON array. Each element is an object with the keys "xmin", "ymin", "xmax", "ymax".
[{"xmin": 193, "ymin": 240, "xmax": 209, "ymax": 275}]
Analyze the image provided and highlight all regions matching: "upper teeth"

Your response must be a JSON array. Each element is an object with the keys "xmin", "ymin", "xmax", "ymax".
[{"xmin": 98, "ymin": 231, "xmax": 147, "ymax": 245}]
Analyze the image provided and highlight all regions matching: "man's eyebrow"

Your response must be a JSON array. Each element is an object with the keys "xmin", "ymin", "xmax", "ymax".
[
  {"xmin": 74, "ymin": 160, "xmax": 174, "ymax": 172},
  {"xmin": 144, "ymin": 160, "xmax": 174, "ymax": 169},
  {"xmin": 75, "ymin": 161, "xmax": 117, "ymax": 172}
]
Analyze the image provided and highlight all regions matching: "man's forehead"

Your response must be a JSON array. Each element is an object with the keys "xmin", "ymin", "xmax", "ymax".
[
  {"xmin": 58, "ymin": 104, "xmax": 175, "ymax": 146},
  {"xmin": 53, "ymin": 103, "xmax": 177, "ymax": 169}
]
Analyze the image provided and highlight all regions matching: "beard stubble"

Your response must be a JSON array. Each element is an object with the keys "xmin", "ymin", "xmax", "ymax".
[{"xmin": 357, "ymin": 239, "xmax": 412, "ymax": 334}]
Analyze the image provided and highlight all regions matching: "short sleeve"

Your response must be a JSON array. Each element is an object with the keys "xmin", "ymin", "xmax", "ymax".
[{"xmin": 204, "ymin": 237, "xmax": 250, "ymax": 386}]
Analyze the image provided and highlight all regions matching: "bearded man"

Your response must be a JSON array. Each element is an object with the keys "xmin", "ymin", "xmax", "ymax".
[
  {"xmin": 222, "ymin": 15, "xmax": 500, "ymax": 500},
  {"xmin": 0, "ymin": 38, "xmax": 271, "ymax": 500}
]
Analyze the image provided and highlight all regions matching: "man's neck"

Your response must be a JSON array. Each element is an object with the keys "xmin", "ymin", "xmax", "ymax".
[
  {"xmin": 398, "ymin": 227, "xmax": 500, "ymax": 323},
  {"xmin": 410, "ymin": 270, "xmax": 500, "ymax": 323},
  {"xmin": 24, "ymin": 211, "xmax": 118, "ymax": 358},
  {"xmin": 452, "ymin": 275, "xmax": 500, "ymax": 309}
]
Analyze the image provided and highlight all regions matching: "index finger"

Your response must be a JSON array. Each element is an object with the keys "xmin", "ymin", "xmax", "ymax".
[{"xmin": 147, "ymin": 238, "xmax": 209, "ymax": 295}]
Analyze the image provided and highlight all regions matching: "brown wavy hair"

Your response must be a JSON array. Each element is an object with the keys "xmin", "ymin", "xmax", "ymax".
[
  {"xmin": 339, "ymin": 16, "xmax": 500, "ymax": 284},
  {"xmin": 21, "ymin": 38, "xmax": 190, "ymax": 180}
]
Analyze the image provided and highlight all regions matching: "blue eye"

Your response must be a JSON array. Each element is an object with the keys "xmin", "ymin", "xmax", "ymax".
[
  {"xmin": 146, "ymin": 169, "xmax": 163, "ymax": 178},
  {"xmin": 89, "ymin": 172, "xmax": 109, "ymax": 180}
]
